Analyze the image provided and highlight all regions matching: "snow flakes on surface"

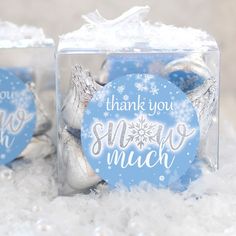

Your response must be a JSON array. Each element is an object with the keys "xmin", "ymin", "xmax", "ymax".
[
  {"xmin": 135, "ymin": 82, "xmax": 148, "ymax": 92},
  {"xmin": 127, "ymin": 116, "xmax": 155, "ymax": 150},
  {"xmin": 150, "ymin": 85, "xmax": 159, "ymax": 95},
  {"xmin": 171, "ymin": 100, "xmax": 196, "ymax": 125},
  {"xmin": 59, "ymin": 6, "xmax": 218, "ymax": 52},
  {"xmin": 134, "ymin": 74, "xmax": 159, "ymax": 93},
  {"xmin": 117, "ymin": 85, "xmax": 125, "ymax": 94},
  {"xmin": 92, "ymin": 88, "xmax": 109, "ymax": 107}
]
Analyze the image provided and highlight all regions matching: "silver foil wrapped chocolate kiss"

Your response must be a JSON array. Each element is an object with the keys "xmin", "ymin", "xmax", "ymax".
[
  {"xmin": 164, "ymin": 54, "xmax": 217, "ymax": 141},
  {"xmin": 60, "ymin": 128, "xmax": 101, "ymax": 191},
  {"xmin": 28, "ymin": 82, "xmax": 52, "ymax": 136},
  {"xmin": 62, "ymin": 65, "xmax": 101, "ymax": 131},
  {"xmin": 17, "ymin": 82, "xmax": 55, "ymax": 160},
  {"xmin": 60, "ymin": 65, "xmax": 101, "ymax": 191}
]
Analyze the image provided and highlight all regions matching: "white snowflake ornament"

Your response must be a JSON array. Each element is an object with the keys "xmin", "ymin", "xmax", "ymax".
[{"xmin": 127, "ymin": 116, "xmax": 155, "ymax": 150}]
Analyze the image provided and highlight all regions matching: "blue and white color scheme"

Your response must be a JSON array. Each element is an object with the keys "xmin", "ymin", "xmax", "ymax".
[
  {"xmin": 81, "ymin": 74, "xmax": 200, "ymax": 188},
  {"xmin": 0, "ymin": 69, "xmax": 36, "ymax": 165}
]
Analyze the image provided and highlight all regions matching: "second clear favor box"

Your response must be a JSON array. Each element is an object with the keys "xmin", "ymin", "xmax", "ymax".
[
  {"xmin": 0, "ymin": 21, "xmax": 55, "ymax": 165},
  {"xmin": 56, "ymin": 6, "xmax": 220, "ymax": 195}
]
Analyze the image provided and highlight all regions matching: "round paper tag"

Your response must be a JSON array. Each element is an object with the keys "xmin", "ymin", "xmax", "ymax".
[
  {"xmin": 0, "ymin": 69, "xmax": 36, "ymax": 164},
  {"xmin": 81, "ymin": 74, "xmax": 200, "ymax": 188}
]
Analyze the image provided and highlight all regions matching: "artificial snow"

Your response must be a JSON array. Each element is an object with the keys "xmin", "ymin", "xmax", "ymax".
[
  {"xmin": 59, "ymin": 6, "xmax": 218, "ymax": 52},
  {"xmin": 0, "ymin": 117, "xmax": 235, "ymax": 236},
  {"xmin": 0, "ymin": 21, "xmax": 54, "ymax": 48}
]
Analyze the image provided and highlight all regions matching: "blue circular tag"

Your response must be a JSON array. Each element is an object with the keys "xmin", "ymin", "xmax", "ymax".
[
  {"xmin": 81, "ymin": 74, "xmax": 200, "ymax": 188},
  {"xmin": 0, "ymin": 69, "xmax": 36, "ymax": 165}
]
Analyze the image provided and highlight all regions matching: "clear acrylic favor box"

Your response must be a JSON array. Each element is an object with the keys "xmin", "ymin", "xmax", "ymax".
[
  {"xmin": 0, "ymin": 22, "xmax": 55, "ymax": 165},
  {"xmin": 56, "ymin": 6, "xmax": 220, "ymax": 195}
]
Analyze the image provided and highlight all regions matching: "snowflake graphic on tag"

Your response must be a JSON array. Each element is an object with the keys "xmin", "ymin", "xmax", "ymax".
[
  {"xmin": 81, "ymin": 74, "xmax": 200, "ymax": 188},
  {"xmin": 0, "ymin": 69, "xmax": 36, "ymax": 164}
]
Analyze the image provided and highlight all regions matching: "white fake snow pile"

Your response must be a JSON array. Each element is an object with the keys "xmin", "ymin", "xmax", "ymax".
[
  {"xmin": 0, "ymin": 21, "xmax": 53, "ymax": 48},
  {"xmin": 59, "ymin": 6, "xmax": 218, "ymax": 52},
  {"xmin": 0, "ymin": 118, "xmax": 235, "ymax": 236}
]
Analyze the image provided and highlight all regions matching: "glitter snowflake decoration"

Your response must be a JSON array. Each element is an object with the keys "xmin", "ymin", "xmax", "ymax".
[
  {"xmin": 81, "ymin": 127, "xmax": 93, "ymax": 139},
  {"xmin": 85, "ymin": 109, "xmax": 91, "ymax": 115},
  {"xmin": 134, "ymin": 75, "xmax": 156, "ymax": 92},
  {"xmin": 103, "ymin": 111, "xmax": 109, "ymax": 117},
  {"xmin": 123, "ymin": 95, "xmax": 129, "ymax": 101},
  {"xmin": 93, "ymin": 88, "xmax": 110, "ymax": 107},
  {"xmin": 170, "ymin": 100, "xmax": 195, "ymax": 125},
  {"xmin": 117, "ymin": 85, "xmax": 125, "ymax": 94},
  {"xmin": 127, "ymin": 116, "xmax": 155, "ymax": 150},
  {"xmin": 150, "ymin": 85, "xmax": 159, "ymax": 95},
  {"xmin": 136, "ymin": 74, "xmax": 153, "ymax": 82},
  {"xmin": 135, "ymin": 82, "xmax": 148, "ymax": 92}
]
